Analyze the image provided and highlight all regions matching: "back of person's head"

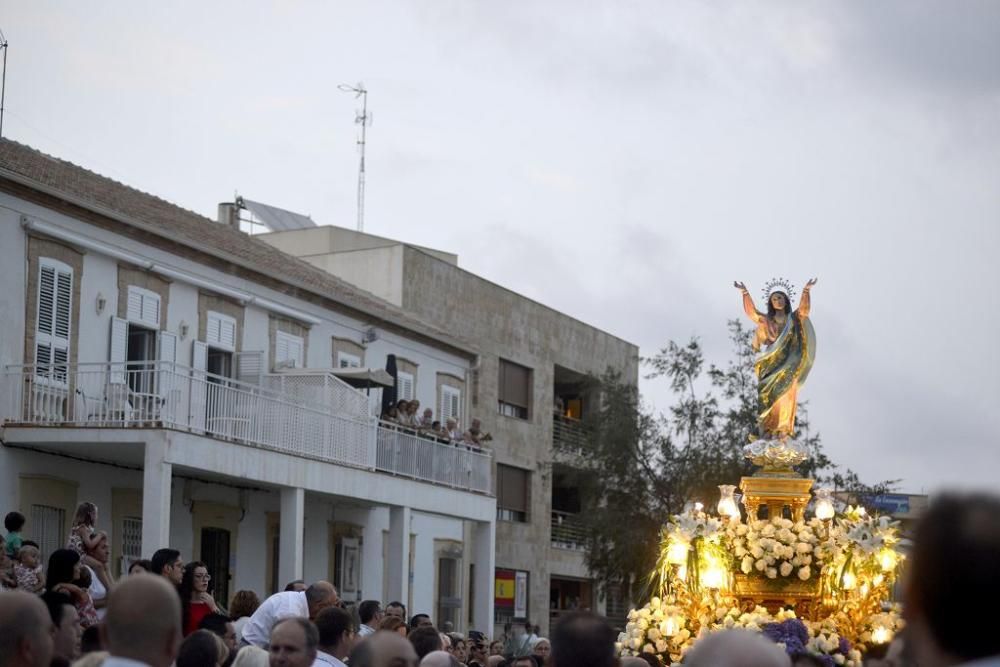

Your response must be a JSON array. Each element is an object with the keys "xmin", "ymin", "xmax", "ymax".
[
  {"xmin": 40, "ymin": 590, "xmax": 74, "ymax": 626},
  {"xmin": 359, "ymin": 599, "xmax": 382, "ymax": 625},
  {"xmin": 72, "ymin": 652, "xmax": 110, "ymax": 667},
  {"xmin": 4, "ymin": 510, "xmax": 25, "ymax": 532},
  {"xmin": 0, "ymin": 590, "xmax": 54, "ymax": 667},
  {"xmin": 129, "ymin": 558, "xmax": 152, "ymax": 574},
  {"xmin": 176, "ymin": 629, "xmax": 226, "ymax": 667},
  {"xmin": 284, "ymin": 579, "xmax": 306, "ymax": 592},
  {"xmin": 229, "ymin": 589, "xmax": 261, "ymax": 619},
  {"xmin": 150, "ymin": 548, "xmax": 181, "ymax": 576},
  {"xmin": 409, "ymin": 613, "xmax": 431, "ymax": 630},
  {"xmin": 420, "ymin": 650, "xmax": 460, "ymax": 667},
  {"xmin": 104, "ymin": 573, "xmax": 182, "ymax": 667},
  {"xmin": 80, "ymin": 625, "xmax": 104, "ymax": 654},
  {"xmin": 683, "ymin": 629, "xmax": 790, "ymax": 667},
  {"xmin": 508, "ymin": 657, "xmax": 538, "ymax": 667},
  {"xmin": 304, "ymin": 580, "xmax": 338, "ymax": 616},
  {"xmin": 199, "ymin": 612, "xmax": 232, "ymax": 637},
  {"xmin": 379, "ymin": 615, "xmax": 406, "ymax": 633},
  {"xmin": 349, "ymin": 630, "xmax": 419, "ymax": 667},
  {"xmin": 408, "ymin": 625, "xmax": 442, "ymax": 659},
  {"xmin": 231, "ymin": 644, "xmax": 270, "ymax": 667},
  {"xmin": 550, "ymin": 611, "xmax": 616, "ymax": 667},
  {"xmin": 906, "ymin": 492, "xmax": 1000, "ymax": 662},
  {"xmin": 315, "ymin": 606, "xmax": 355, "ymax": 648}
]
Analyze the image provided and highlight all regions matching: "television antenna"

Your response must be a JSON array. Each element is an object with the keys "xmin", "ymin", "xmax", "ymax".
[
  {"xmin": 338, "ymin": 82, "xmax": 371, "ymax": 232},
  {"xmin": 0, "ymin": 28, "xmax": 8, "ymax": 138}
]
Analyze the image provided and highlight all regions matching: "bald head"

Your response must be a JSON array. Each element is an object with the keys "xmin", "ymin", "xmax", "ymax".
[
  {"xmin": 305, "ymin": 580, "xmax": 338, "ymax": 618},
  {"xmin": 348, "ymin": 631, "xmax": 418, "ymax": 667},
  {"xmin": 104, "ymin": 573, "xmax": 182, "ymax": 667},
  {"xmin": 486, "ymin": 656, "xmax": 505, "ymax": 667},
  {"xmin": 420, "ymin": 651, "xmax": 458, "ymax": 667},
  {"xmin": 684, "ymin": 629, "xmax": 790, "ymax": 667},
  {"xmin": 0, "ymin": 590, "xmax": 54, "ymax": 667}
]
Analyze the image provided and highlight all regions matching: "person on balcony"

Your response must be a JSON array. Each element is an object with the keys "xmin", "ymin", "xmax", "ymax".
[{"xmin": 444, "ymin": 418, "xmax": 462, "ymax": 442}]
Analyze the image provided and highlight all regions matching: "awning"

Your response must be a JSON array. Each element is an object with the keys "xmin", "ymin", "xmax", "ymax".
[{"xmin": 330, "ymin": 367, "xmax": 395, "ymax": 389}]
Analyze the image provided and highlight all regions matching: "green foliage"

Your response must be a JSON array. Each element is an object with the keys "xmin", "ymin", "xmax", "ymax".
[{"xmin": 561, "ymin": 319, "xmax": 896, "ymax": 598}]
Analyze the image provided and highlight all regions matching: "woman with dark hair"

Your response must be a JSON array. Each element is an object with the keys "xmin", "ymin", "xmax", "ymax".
[
  {"xmin": 180, "ymin": 561, "xmax": 220, "ymax": 635},
  {"xmin": 46, "ymin": 548, "xmax": 98, "ymax": 628},
  {"xmin": 128, "ymin": 558, "xmax": 152, "ymax": 575}
]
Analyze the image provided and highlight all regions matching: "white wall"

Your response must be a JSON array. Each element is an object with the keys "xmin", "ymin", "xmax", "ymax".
[{"xmin": 0, "ymin": 204, "xmax": 27, "ymax": 415}]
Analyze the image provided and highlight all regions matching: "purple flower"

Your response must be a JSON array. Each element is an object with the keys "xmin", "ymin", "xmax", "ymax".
[{"xmin": 839, "ymin": 637, "xmax": 850, "ymax": 654}]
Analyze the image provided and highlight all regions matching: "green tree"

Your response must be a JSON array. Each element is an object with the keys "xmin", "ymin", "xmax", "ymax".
[{"xmin": 560, "ymin": 319, "xmax": 896, "ymax": 602}]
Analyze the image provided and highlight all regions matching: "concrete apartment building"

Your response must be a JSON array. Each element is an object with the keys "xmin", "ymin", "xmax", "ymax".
[{"xmin": 256, "ymin": 222, "xmax": 640, "ymax": 634}]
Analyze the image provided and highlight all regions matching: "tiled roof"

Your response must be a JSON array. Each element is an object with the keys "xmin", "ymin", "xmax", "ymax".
[{"xmin": 0, "ymin": 138, "xmax": 476, "ymax": 356}]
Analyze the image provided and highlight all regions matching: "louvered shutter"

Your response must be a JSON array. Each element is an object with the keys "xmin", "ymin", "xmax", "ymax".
[
  {"xmin": 439, "ymin": 385, "xmax": 461, "ymax": 422},
  {"xmin": 36, "ymin": 259, "xmax": 73, "ymax": 384},
  {"xmin": 206, "ymin": 311, "xmax": 237, "ymax": 350},
  {"xmin": 236, "ymin": 351, "xmax": 264, "ymax": 386},
  {"xmin": 190, "ymin": 340, "xmax": 208, "ymax": 431},
  {"xmin": 126, "ymin": 286, "xmax": 160, "ymax": 328},
  {"xmin": 397, "ymin": 372, "xmax": 414, "ymax": 401},
  {"xmin": 274, "ymin": 331, "xmax": 303, "ymax": 369},
  {"xmin": 109, "ymin": 317, "xmax": 128, "ymax": 384}
]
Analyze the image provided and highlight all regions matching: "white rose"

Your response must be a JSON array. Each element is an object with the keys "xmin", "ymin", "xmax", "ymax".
[
  {"xmin": 797, "ymin": 542, "xmax": 812, "ymax": 553},
  {"xmin": 780, "ymin": 562, "xmax": 793, "ymax": 577},
  {"xmin": 736, "ymin": 524, "xmax": 749, "ymax": 536},
  {"xmin": 741, "ymin": 555, "xmax": 754, "ymax": 574},
  {"xmin": 735, "ymin": 545, "xmax": 747, "ymax": 557},
  {"xmin": 755, "ymin": 559, "xmax": 767, "ymax": 571},
  {"xmin": 751, "ymin": 546, "xmax": 764, "ymax": 559},
  {"xmin": 656, "ymin": 639, "xmax": 668, "ymax": 653},
  {"xmin": 647, "ymin": 628, "xmax": 660, "ymax": 641},
  {"xmin": 834, "ymin": 653, "xmax": 846, "ymax": 664},
  {"xmin": 798, "ymin": 566, "xmax": 811, "ymax": 580},
  {"xmin": 767, "ymin": 567, "xmax": 778, "ymax": 579},
  {"xmin": 643, "ymin": 643, "xmax": 655, "ymax": 654}
]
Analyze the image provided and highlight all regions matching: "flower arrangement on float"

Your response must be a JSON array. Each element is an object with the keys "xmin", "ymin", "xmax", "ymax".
[{"xmin": 616, "ymin": 491, "xmax": 905, "ymax": 665}]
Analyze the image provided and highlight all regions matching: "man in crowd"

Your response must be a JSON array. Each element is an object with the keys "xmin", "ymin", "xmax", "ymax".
[
  {"xmin": 0, "ymin": 590, "xmax": 54, "ymax": 667},
  {"xmin": 285, "ymin": 580, "xmax": 307, "ymax": 592},
  {"xmin": 313, "ymin": 606, "xmax": 356, "ymax": 667},
  {"xmin": 419, "ymin": 651, "xmax": 460, "ymax": 667},
  {"xmin": 103, "ymin": 574, "xmax": 182, "ymax": 667},
  {"xmin": 409, "ymin": 614, "xmax": 433, "ymax": 630},
  {"xmin": 243, "ymin": 581, "xmax": 338, "ymax": 647},
  {"xmin": 358, "ymin": 600, "xmax": 382, "ymax": 637},
  {"xmin": 683, "ymin": 630, "xmax": 790, "ymax": 667},
  {"xmin": 150, "ymin": 548, "xmax": 184, "ymax": 586},
  {"xmin": 408, "ymin": 626, "xmax": 443, "ymax": 660},
  {"xmin": 41, "ymin": 591, "xmax": 81, "ymax": 665},
  {"xmin": 385, "ymin": 601, "xmax": 406, "ymax": 621},
  {"xmin": 348, "ymin": 631, "xmax": 418, "ymax": 667},
  {"xmin": 199, "ymin": 612, "xmax": 238, "ymax": 652},
  {"xmin": 904, "ymin": 493, "xmax": 1000, "ymax": 666},
  {"xmin": 269, "ymin": 617, "xmax": 319, "ymax": 667},
  {"xmin": 550, "ymin": 611, "xmax": 616, "ymax": 667}
]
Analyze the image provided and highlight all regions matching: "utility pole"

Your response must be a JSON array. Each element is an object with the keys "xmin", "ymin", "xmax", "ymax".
[
  {"xmin": 0, "ymin": 29, "xmax": 8, "ymax": 138},
  {"xmin": 338, "ymin": 82, "xmax": 371, "ymax": 232}
]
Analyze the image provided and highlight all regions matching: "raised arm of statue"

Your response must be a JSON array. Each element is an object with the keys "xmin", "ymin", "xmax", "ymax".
[
  {"xmin": 796, "ymin": 278, "xmax": 817, "ymax": 318},
  {"xmin": 734, "ymin": 281, "xmax": 763, "ymax": 324}
]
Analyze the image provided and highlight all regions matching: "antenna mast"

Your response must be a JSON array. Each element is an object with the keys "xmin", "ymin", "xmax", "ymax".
[
  {"xmin": 0, "ymin": 29, "xmax": 8, "ymax": 138},
  {"xmin": 338, "ymin": 82, "xmax": 371, "ymax": 232}
]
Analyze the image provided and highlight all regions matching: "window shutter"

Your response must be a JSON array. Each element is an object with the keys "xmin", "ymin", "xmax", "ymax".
[
  {"xmin": 337, "ymin": 352, "xmax": 361, "ymax": 368},
  {"xmin": 439, "ymin": 386, "xmax": 461, "ymax": 422},
  {"xmin": 498, "ymin": 465, "xmax": 528, "ymax": 513},
  {"xmin": 127, "ymin": 286, "xmax": 161, "ymax": 328},
  {"xmin": 190, "ymin": 340, "xmax": 208, "ymax": 431},
  {"xmin": 274, "ymin": 332, "xmax": 303, "ymax": 369},
  {"xmin": 236, "ymin": 351, "xmax": 264, "ymax": 386},
  {"xmin": 192, "ymin": 340, "xmax": 208, "ymax": 372},
  {"xmin": 398, "ymin": 372, "xmax": 414, "ymax": 401},
  {"xmin": 206, "ymin": 311, "xmax": 237, "ymax": 350},
  {"xmin": 499, "ymin": 360, "xmax": 530, "ymax": 409},
  {"xmin": 109, "ymin": 317, "xmax": 129, "ymax": 384},
  {"xmin": 158, "ymin": 331, "xmax": 177, "ymax": 365},
  {"xmin": 36, "ymin": 259, "xmax": 73, "ymax": 384}
]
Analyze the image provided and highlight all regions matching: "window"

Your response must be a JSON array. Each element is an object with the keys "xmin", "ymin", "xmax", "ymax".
[
  {"xmin": 274, "ymin": 331, "xmax": 304, "ymax": 369},
  {"xmin": 35, "ymin": 259, "xmax": 73, "ymax": 384},
  {"xmin": 440, "ymin": 385, "xmax": 461, "ymax": 423},
  {"xmin": 206, "ymin": 311, "xmax": 237, "ymax": 350},
  {"xmin": 437, "ymin": 556, "xmax": 462, "ymax": 629},
  {"xmin": 126, "ymin": 286, "xmax": 161, "ymax": 328},
  {"xmin": 498, "ymin": 359, "xmax": 531, "ymax": 420},
  {"xmin": 30, "ymin": 504, "xmax": 65, "ymax": 561},
  {"xmin": 120, "ymin": 516, "xmax": 143, "ymax": 574},
  {"xmin": 337, "ymin": 351, "xmax": 362, "ymax": 368},
  {"xmin": 397, "ymin": 371, "xmax": 415, "ymax": 401},
  {"xmin": 497, "ymin": 464, "xmax": 529, "ymax": 522}
]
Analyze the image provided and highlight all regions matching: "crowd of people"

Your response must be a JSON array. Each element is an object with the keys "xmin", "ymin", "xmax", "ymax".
[
  {"xmin": 379, "ymin": 399, "xmax": 492, "ymax": 450},
  {"xmin": 3, "ymin": 492, "xmax": 1000, "ymax": 666}
]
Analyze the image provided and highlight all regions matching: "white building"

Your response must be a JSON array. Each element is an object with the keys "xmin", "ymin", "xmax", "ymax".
[{"xmin": 0, "ymin": 139, "xmax": 495, "ymax": 631}]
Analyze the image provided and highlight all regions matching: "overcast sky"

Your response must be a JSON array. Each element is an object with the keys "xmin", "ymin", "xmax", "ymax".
[{"xmin": 5, "ymin": 2, "xmax": 998, "ymax": 494}]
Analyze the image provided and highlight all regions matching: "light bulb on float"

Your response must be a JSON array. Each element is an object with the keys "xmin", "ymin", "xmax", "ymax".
[
  {"xmin": 878, "ymin": 548, "xmax": 898, "ymax": 572},
  {"xmin": 814, "ymin": 489, "xmax": 835, "ymax": 521},
  {"xmin": 871, "ymin": 625, "xmax": 892, "ymax": 644},
  {"xmin": 699, "ymin": 555, "xmax": 726, "ymax": 590},
  {"xmin": 667, "ymin": 541, "xmax": 690, "ymax": 565},
  {"xmin": 841, "ymin": 570, "xmax": 857, "ymax": 591}
]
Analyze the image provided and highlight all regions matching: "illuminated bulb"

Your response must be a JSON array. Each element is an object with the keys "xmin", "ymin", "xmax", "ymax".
[
  {"xmin": 859, "ymin": 582, "xmax": 869, "ymax": 597},
  {"xmin": 842, "ymin": 571, "xmax": 857, "ymax": 590},
  {"xmin": 873, "ymin": 574, "xmax": 885, "ymax": 587},
  {"xmin": 871, "ymin": 626, "xmax": 892, "ymax": 644},
  {"xmin": 694, "ymin": 502, "xmax": 704, "ymax": 512},
  {"xmin": 662, "ymin": 617, "xmax": 677, "ymax": 637},
  {"xmin": 667, "ymin": 541, "xmax": 690, "ymax": 565},
  {"xmin": 857, "ymin": 507, "xmax": 867, "ymax": 516},
  {"xmin": 814, "ymin": 489, "xmax": 835, "ymax": 521},
  {"xmin": 676, "ymin": 564, "xmax": 687, "ymax": 581},
  {"xmin": 878, "ymin": 548, "xmax": 898, "ymax": 572},
  {"xmin": 700, "ymin": 563, "xmax": 726, "ymax": 589}
]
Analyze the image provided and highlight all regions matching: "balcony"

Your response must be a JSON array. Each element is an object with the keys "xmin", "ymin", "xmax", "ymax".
[
  {"xmin": 551, "ymin": 510, "xmax": 587, "ymax": 550},
  {"xmin": 3, "ymin": 362, "xmax": 492, "ymax": 495},
  {"xmin": 552, "ymin": 413, "xmax": 588, "ymax": 453}
]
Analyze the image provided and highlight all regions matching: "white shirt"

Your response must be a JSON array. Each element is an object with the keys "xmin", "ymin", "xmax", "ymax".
[
  {"xmin": 102, "ymin": 658, "xmax": 152, "ymax": 667},
  {"xmin": 358, "ymin": 623, "xmax": 376, "ymax": 637},
  {"xmin": 961, "ymin": 658, "xmax": 1000, "ymax": 667},
  {"xmin": 312, "ymin": 650, "xmax": 347, "ymax": 667},
  {"xmin": 85, "ymin": 565, "xmax": 108, "ymax": 621},
  {"xmin": 241, "ymin": 590, "xmax": 309, "ymax": 647}
]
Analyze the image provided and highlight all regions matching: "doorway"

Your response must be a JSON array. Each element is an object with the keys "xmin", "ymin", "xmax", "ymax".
[{"xmin": 201, "ymin": 527, "xmax": 231, "ymax": 606}]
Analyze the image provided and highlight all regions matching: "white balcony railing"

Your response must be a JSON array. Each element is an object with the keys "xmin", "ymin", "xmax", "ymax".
[{"xmin": 3, "ymin": 362, "xmax": 492, "ymax": 495}]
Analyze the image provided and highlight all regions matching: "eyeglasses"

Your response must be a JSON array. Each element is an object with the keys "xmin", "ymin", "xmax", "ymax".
[{"xmin": 194, "ymin": 573, "xmax": 212, "ymax": 581}]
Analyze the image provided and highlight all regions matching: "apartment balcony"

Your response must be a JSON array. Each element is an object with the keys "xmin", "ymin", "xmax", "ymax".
[
  {"xmin": 3, "ymin": 362, "xmax": 492, "ymax": 495},
  {"xmin": 551, "ymin": 510, "xmax": 587, "ymax": 550},
  {"xmin": 552, "ymin": 413, "xmax": 588, "ymax": 453}
]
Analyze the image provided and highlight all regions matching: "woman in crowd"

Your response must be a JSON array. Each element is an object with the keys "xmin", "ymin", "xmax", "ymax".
[
  {"xmin": 180, "ymin": 561, "xmax": 220, "ymax": 635},
  {"xmin": 378, "ymin": 615, "xmax": 409, "ymax": 637},
  {"xmin": 83, "ymin": 531, "xmax": 114, "ymax": 620},
  {"xmin": 176, "ymin": 628, "xmax": 229, "ymax": 667},
  {"xmin": 229, "ymin": 589, "xmax": 261, "ymax": 641},
  {"xmin": 531, "ymin": 638, "xmax": 551, "ymax": 666},
  {"xmin": 128, "ymin": 558, "xmax": 152, "ymax": 575},
  {"xmin": 232, "ymin": 645, "xmax": 271, "ymax": 667},
  {"xmin": 45, "ymin": 548, "xmax": 98, "ymax": 628},
  {"xmin": 447, "ymin": 633, "xmax": 469, "ymax": 664},
  {"xmin": 489, "ymin": 639, "xmax": 504, "ymax": 657}
]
